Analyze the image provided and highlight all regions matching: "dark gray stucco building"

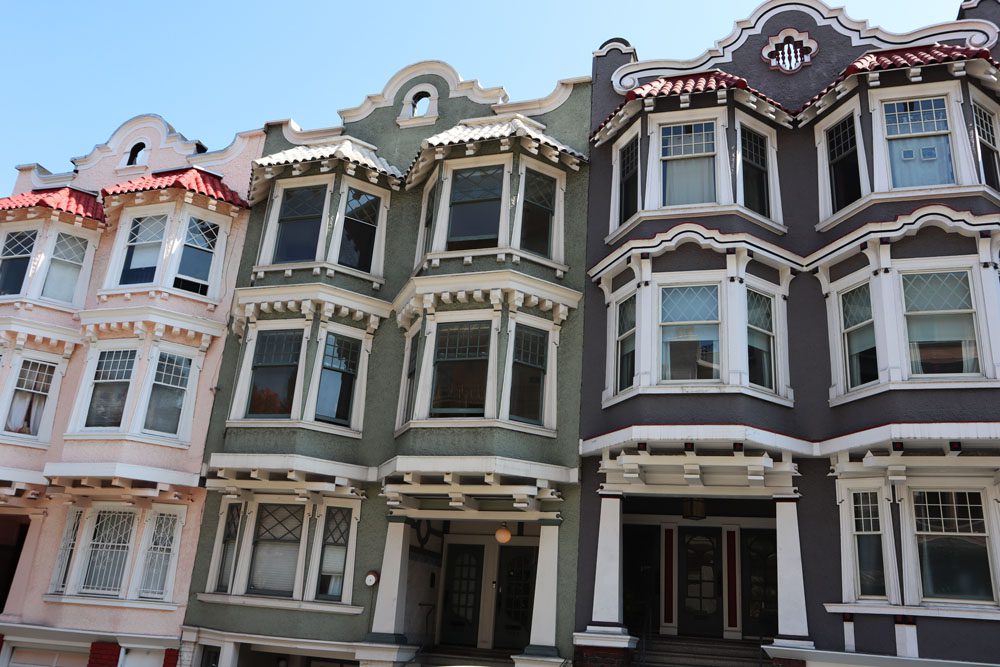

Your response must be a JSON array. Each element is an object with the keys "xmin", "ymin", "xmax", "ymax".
[{"xmin": 574, "ymin": 1, "xmax": 1000, "ymax": 666}]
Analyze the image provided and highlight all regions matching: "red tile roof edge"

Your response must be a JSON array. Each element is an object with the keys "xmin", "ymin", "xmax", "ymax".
[
  {"xmin": 101, "ymin": 166, "xmax": 247, "ymax": 208},
  {"xmin": 0, "ymin": 187, "xmax": 105, "ymax": 222}
]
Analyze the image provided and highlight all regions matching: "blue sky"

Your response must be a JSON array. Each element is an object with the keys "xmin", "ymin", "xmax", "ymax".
[{"xmin": 0, "ymin": 0, "xmax": 958, "ymax": 195}]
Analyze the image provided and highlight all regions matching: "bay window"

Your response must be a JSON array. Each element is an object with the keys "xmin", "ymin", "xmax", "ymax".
[
  {"xmin": 0, "ymin": 230, "xmax": 36, "ymax": 295},
  {"xmin": 841, "ymin": 283, "xmax": 878, "ymax": 389},
  {"xmin": 619, "ymin": 135, "xmax": 640, "ymax": 223},
  {"xmin": 747, "ymin": 289, "xmax": 775, "ymax": 390},
  {"xmin": 272, "ymin": 185, "xmax": 326, "ymax": 264},
  {"xmin": 398, "ymin": 325, "xmax": 420, "ymax": 427},
  {"xmin": 336, "ymin": 186, "xmax": 381, "ymax": 273},
  {"xmin": 851, "ymin": 491, "xmax": 887, "ymax": 597},
  {"xmin": 246, "ymin": 330, "xmax": 303, "ymax": 418},
  {"xmin": 509, "ymin": 325, "xmax": 547, "ymax": 424},
  {"xmin": 660, "ymin": 122, "xmax": 716, "ymax": 206},
  {"xmin": 174, "ymin": 217, "xmax": 219, "ymax": 296},
  {"xmin": 215, "ymin": 503, "xmax": 242, "ymax": 593},
  {"xmin": 902, "ymin": 271, "xmax": 979, "ymax": 375},
  {"xmin": 80, "ymin": 509, "xmax": 136, "ymax": 595},
  {"xmin": 315, "ymin": 507, "xmax": 352, "ymax": 601},
  {"xmin": 447, "ymin": 165, "xmax": 504, "ymax": 250},
  {"xmin": 660, "ymin": 285, "xmax": 720, "ymax": 381},
  {"xmin": 740, "ymin": 127, "xmax": 770, "ymax": 217},
  {"xmin": 883, "ymin": 97, "xmax": 955, "ymax": 188},
  {"xmin": 519, "ymin": 170, "xmax": 556, "ymax": 258},
  {"xmin": 4, "ymin": 359, "xmax": 55, "ymax": 436},
  {"xmin": 912, "ymin": 490, "xmax": 994, "ymax": 601},
  {"xmin": 315, "ymin": 334, "xmax": 360, "ymax": 426},
  {"xmin": 143, "ymin": 352, "xmax": 193, "ymax": 436},
  {"xmin": 974, "ymin": 102, "xmax": 1000, "ymax": 190},
  {"xmin": 616, "ymin": 295, "xmax": 636, "ymax": 392},
  {"xmin": 248, "ymin": 503, "xmax": 303, "ymax": 597},
  {"xmin": 85, "ymin": 350, "xmax": 136, "ymax": 428},
  {"xmin": 137, "ymin": 512, "xmax": 181, "ymax": 600},
  {"xmin": 120, "ymin": 215, "xmax": 166, "ymax": 285},
  {"xmin": 41, "ymin": 233, "xmax": 88, "ymax": 302},
  {"xmin": 430, "ymin": 321, "xmax": 491, "ymax": 417},
  {"xmin": 826, "ymin": 115, "xmax": 863, "ymax": 212}
]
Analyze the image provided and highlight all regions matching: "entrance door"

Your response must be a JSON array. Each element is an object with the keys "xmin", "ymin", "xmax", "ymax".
[
  {"xmin": 493, "ymin": 545, "xmax": 537, "ymax": 649},
  {"xmin": 741, "ymin": 529, "xmax": 778, "ymax": 638},
  {"xmin": 678, "ymin": 527, "xmax": 723, "ymax": 637},
  {"xmin": 0, "ymin": 517, "xmax": 28, "ymax": 611},
  {"xmin": 441, "ymin": 544, "xmax": 485, "ymax": 647}
]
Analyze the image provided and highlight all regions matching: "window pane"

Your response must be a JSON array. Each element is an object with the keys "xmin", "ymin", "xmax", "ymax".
[
  {"xmin": 86, "ymin": 350, "xmax": 136, "ymax": 427},
  {"xmin": 661, "ymin": 285, "xmax": 718, "ymax": 323},
  {"xmin": 274, "ymin": 186, "xmax": 326, "ymax": 263},
  {"xmin": 663, "ymin": 156, "xmax": 715, "ymax": 206},
  {"xmin": 338, "ymin": 217, "xmax": 377, "ymax": 272},
  {"xmin": 520, "ymin": 170, "xmax": 556, "ymax": 258},
  {"xmin": 81, "ymin": 510, "xmax": 135, "ymax": 595},
  {"xmin": 216, "ymin": 504, "xmax": 242, "ymax": 593},
  {"xmin": 618, "ymin": 295, "xmax": 636, "ymax": 335},
  {"xmin": 661, "ymin": 324, "xmax": 720, "ymax": 380},
  {"xmin": 619, "ymin": 137, "xmax": 639, "ymax": 222},
  {"xmin": 6, "ymin": 360, "xmax": 55, "ymax": 435},
  {"xmin": 249, "ymin": 504, "xmax": 303, "ymax": 596},
  {"xmin": 884, "ymin": 98, "xmax": 949, "ymax": 136},
  {"xmin": 827, "ymin": 116, "xmax": 862, "ymax": 212},
  {"xmin": 120, "ymin": 216, "xmax": 165, "ymax": 285},
  {"xmin": 248, "ymin": 331, "xmax": 302, "ymax": 418},
  {"xmin": 917, "ymin": 534, "xmax": 993, "ymax": 601},
  {"xmin": 847, "ymin": 324, "xmax": 878, "ymax": 387},
  {"xmin": 0, "ymin": 257, "xmax": 29, "ymax": 295},
  {"xmin": 888, "ymin": 135, "xmax": 954, "ymax": 188},
  {"xmin": 748, "ymin": 328, "xmax": 774, "ymax": 390},
  {"xmin": 741, "ymin": 128, "xmax": 770, "ymax": 217},
  {"xmin": 842, "ymin": 284, "xmax": 873, "ymax": 328},
  {"xmin": 902, "ymin": 272, "xmax": 972, "ymax": 312},
  {"xmin": 856, "ymin": 534, "xmax": 886, "ymax": 597},
  {"xmin": 137, "ymin": 513, "xmax": 178, "ymax": 599},
  {"xmin": 510, "ymin": 326, "xmax": 547, "ymax": 423},
  {"xmin": 618, "ymin": 333, "xmax": 635, "ymax": 391},
  {"xmin": 316, "ymin": 507, "xmax": 351, "ymax": 600},
  {"xmin": 41, "ymin": 259, "xmax": 81, "ymax": 302},
  {"xmin": 431, "ymin": 322, "xmax": 491, "ymax": 417},
  {"xmin": 144, "ymin": 384, "xmax": 186, "ymax": 434},
  {"xmin": 315, "ymin": 335, "xmax": 360, "ymax": 426},
  {"xmin": 448, "ymin": 166, "xmax": 503, "ymax": 251}
]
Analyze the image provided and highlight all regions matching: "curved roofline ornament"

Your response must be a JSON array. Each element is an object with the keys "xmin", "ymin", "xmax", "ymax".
[
  {"xmin": 762, "ymin": 29, "xmax": 818, "ymax": 73},
  {"xmin": 610, "ymin": 0, "xmax": 998, "ymax": 93}
]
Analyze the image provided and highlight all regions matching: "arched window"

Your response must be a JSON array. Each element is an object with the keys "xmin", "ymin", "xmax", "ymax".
[
  {"xmin": 126, "ymin": 142, "xmax": 146, "ymax": 166},
  {"xmin": 397, "ymin": 84, "xmax": 438, "ymax": 127},
  {"xmin": 412, "ymin": 91, "xmax": 432, "ymax": 118}
]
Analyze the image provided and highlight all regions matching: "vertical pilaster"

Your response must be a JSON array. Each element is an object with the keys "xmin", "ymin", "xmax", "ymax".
[
  {"xmin": 525, "ymin": 523, "xmax": 560, "ymax": 655},
  {"xmin": 590, "ymin": 493, "xmax": 625, "ymax": 630},
  {"xmin": 368, "ymin": 518, "xmax": 411, "ymax": 643},
  {"xmin": 217, "ymin": 642, "xmax": 239, "ymax": 667},
  {"xmin": 1, "ymin": 513, "xmax": 44, "ymax": 618},
  {"xmin": 774, "ymin": 498, "xmax": 812, "ymax": 646}
]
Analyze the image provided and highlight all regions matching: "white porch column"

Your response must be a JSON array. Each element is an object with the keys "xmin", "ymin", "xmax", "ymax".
[
  {"xmin": 526, "ymin": 523, "xmax": 560, "ymax": 653},
  {"xmin": 1, "ymin": 513, "xmax": 45, "ymax": 619},
  {"xmin": 217, "ymin": 642, "xmax": 239, "ymax": 667},
  {"xmin": 774, "ymin": 498, "xmax": 812, "ymax": 646},
  {"xmin": 368, "ymin": 518, "xmax": 411, "ymax": 643}
]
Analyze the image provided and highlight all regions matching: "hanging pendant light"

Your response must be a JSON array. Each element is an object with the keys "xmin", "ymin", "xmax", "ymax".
[{"xmin": 494, "ymin": 522, "xmax": 512, "ymax": 544}]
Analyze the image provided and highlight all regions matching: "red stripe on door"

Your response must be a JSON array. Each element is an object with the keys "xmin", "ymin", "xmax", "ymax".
[
  {"xmin": 663, "ymin": 527, "xmax": 674, "ymax": 625},
  {"xmin": 726, "ymin": 531, "xmax": 738, "ymax": 628}
]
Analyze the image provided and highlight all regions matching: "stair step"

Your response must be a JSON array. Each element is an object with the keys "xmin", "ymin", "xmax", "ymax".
[
  {"xmin": 637, "ymin": 638, "xmax": 771, "ymax": 667},
  {"xmin": 418, "ymin": 648, "xmax": 515, "ymax": 667}
]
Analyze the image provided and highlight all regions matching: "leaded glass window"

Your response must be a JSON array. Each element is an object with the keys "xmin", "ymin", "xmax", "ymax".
[
  {"xmin": 338, "ymin": 187, "xmax": 381, "ymax": 273},
  {"xmin": 747, "ymin": 289, "xmax": 774, "ymax": 390},
  {"xmin": 174, "ymin": 217, "xmax": 219, "ymax": 295},
  {"xmin": 913, "ymin": 490, "xmax": 993, "ymax": 601},
  {"xmin": 660, "ymin": 285, "xmax": 720, "ymax": 380},
  {"xmin": 247, "ymin": 330, "xmax": 302, "ymax": 418},
  {"xmin": 509, "ymin": 325, "xmax": 548, "ymax": 424},
  {"xmin": 883, "ymin": 98, "xmax": 955, "ymax": 188},
  {"xmin": 120, "ymin": 215, "xmax": 166, "ymax": 285},
  {"xmin": 448, "ymin": 166, "xmax": 504, "ymax": 251},
  {"xmin": 841, "ymin": 283, "xmax": 878, "ymax": 388},
  {"xmin": 431, "ymin": 321, "xmax": 491, "ymax": 417},
  {"xmin": 660, "ymin": 122, "xmax": 716, "ymax": 206},
  {"xmin": 616, "ymin": 295, "xmax": 636, "ymax": 392},
  {"xmin": 902, "ymin": 272, "xmax": 979, "ymax": 375},
  {"xmin": 86, "ymin": 350, "xmax": 137, "ymax": 428},
  {"xmin": 0, "ymin": 230, "xmax": 37, "ymax": 295},
  {"xmin": 315, "ymin": 334, "xmax": 361, "ymax": 426},
  {"xmin": 248, "ymin": 504, "xmax": 304, "ymax": 597},
  {"xmin": 316, "ymin": 507, "xmax": 352, "ymax": 601}
]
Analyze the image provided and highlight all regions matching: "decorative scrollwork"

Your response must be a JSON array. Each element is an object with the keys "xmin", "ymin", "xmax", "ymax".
[{"xmin": 762, "ymin": 29, "xmax": 818, "ymax": 74}]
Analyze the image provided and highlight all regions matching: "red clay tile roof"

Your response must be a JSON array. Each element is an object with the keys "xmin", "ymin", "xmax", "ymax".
[
  {"xmin": 0, "ymin": 187, "xmax": 104, "ymax": 221},
  {"xmin": 102, "ymin": 167, "xmax": 247, "ymax": 208},
  {"xmin": 801, "ymin": 44, "xmax": 999, "ymax": 113}
]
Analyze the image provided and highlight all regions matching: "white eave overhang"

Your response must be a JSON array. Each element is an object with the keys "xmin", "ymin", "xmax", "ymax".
[
  {"xmin": 233, "ymin": 282, "xmax": 393, "ymax": 335},
  {"xmin": 206, "ymin": 453, "xmax": 373, "ymax": 499},
  {"xmin": 44, "ymin": 462, "xmax": 200, "ymax": 490},
  {"xmin": 78, "ymin": 306, "xmax": 227, "ymax": 350}
]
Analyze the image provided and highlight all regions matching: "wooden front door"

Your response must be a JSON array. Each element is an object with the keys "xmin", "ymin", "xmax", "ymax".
[
  {"xmin": 440, "ymin": 544, "xmax": 485, "ymax": 646},
  {"xmin": 492, "ymin": 545, "xmax": 537, "ymax": 649},
  {"xmin": 741, "ymin": 529, "xmax": 778, "ymax": 638},
  {"xmin": 678, "ymin": 527, "xmax": 723, "ymax": 637}
]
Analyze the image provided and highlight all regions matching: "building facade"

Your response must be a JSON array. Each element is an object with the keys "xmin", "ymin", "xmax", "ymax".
[
  {"xmin": 0, "ymin": 116, "xmax": 264, "ymax": 665},
  {"xmin": 576, "ymin": 1, "xmax": 1000, "ymax": 666},
  {"xmin": 177, "ymin": 62, "xmax": 590, "ymax": 667}
]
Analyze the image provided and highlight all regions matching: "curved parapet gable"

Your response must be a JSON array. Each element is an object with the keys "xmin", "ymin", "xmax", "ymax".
[
  {"xmin": 611, "ymin": 0, "xmax": 999, "ymax": 92},
  {"xmin": 338, "ymin": 60, "xmax": 509, "ymax": 124}
]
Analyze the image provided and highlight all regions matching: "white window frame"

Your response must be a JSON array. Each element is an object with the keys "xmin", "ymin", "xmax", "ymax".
[
  {"xmin": 869, "ymin": 81, "xmax": 978, "ymax": 193},
  {"xmin": 326, "ymin": 176, "xmax": 391, "ymax": 279},
  {"xmin": 969, "ymin": 86, "xmax": 1000, "ymax": 190},
  {"xmin": 0, "ymin": 222, "xmax": 42, "ymax": 299},
  {"xmin": 69, "ymin": 340, "xmax": 143, "ymax": 434},
  {"xmin": 897, "ymin": 480, "xmax": 1000, "ymax": 607},
  {"xmin": 835, "ymin": 477, "xmax": 901, "ymax": 605},
  {"xmin": 645, "ymin": 108, "xmax": 733, "ymax": 212},
  {"xmin": 303, "ymin": 497, "xmax": 362, "ymax": 604},
  {"xmin": 204, "ymin": 497, "xmax": 245, "ymax": 596},
  {"xmin": 498, "ymin": 310, "xmax": 559, "ymax": 430},
  {"xmin": 233, "ymin": 496, "xmax": 311, "ymax": 599},
  {"xmin": 0, "ymin": 348, "xmax": 66, "ymax": 446},
  {"xmin": 398, "ymin": 83, "xmax": 440, "ymax": 128},
  {"xmin": 126, "ymin": 505, "xmax": 187, "ymax": 601},
  {"xmin": 162, "ymin": 209, "xmax": 232, "ymax": 301},
  {"xmin": 511, "ymin": 155, "xmax": 566, "ymax": 265},
  {"xmin": 411, "ymin": 309, "xmax": 502, "ymax": 421},
  {"xmin": 104, "ymin": 203, "xmax": 175, "ymax": 290},
  {"xmin": 414, "ymin": 167, "xmax": 441, "ymax": 268},
  {"xmin": 428, "ymin": 154, "xmax": 514, "ymax": 254},
  {"xmin": 607, "ymin": 287, "xmax": 639, "ymax": 398},
  {"xmin": 832, "ymin": 276, "xmax": 880, "ymax": 395},
  {"xmin": 28, "ymin": 224, "xmax": 99, "ymax": 307},
  {"xmin": 130, "ymin": 342, "xmax": 203, "ymax": 444},
  {"xmin": 395, "ymin": 318, "xmax": 423, "ymax": 429},
  {"xmin": 257, "ymin": 174, "xmax": 336, "ymax": 267},
  {"xmin": 655, "ymin": 277, "xmax": 725, "ymax": 385},
  {"xmin": 814, "ymin": 98, "xmax": 872, "ymax": 223},
  {"xmin": 610, "ymin": 120, "xmax": 642, "ymax": 234},
  {"xmin": 735, "ymin": 112, "xmax": 784, "ymax": 225},
  {"xmin": 303, "ymin": 322, "xmax": 372, "ymax": 434},
  {"xmin": 229, "ymin": 319, "xmax": 310, "ymax": 422}
]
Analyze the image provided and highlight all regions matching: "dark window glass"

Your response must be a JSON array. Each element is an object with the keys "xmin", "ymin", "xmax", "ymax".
[
  {"xmin": 852, "ymin": 491, "xmax": 886, "ymax": 597},
  {"xmin": 423, "ymin": 180, "xmax": 439, "ymax": 256},
  {"xmin": 741, "ymin": 127, "xmax": 770, "ymax": 217},
  {"xmin": 315, "ymin": 334, "xmax": 361, "ymax": 426},
  {"xmin": 215, "ymin": 503, "xmax": 242, "ymax": 593},
  {"xmin": 127, "ymin": 142, "xmax": 146, "ymax": 166},
  {"xmin": 175, "ymin": 217, "xmax": 219, "ymax": 296},
  {"xmin": 974, "ymin": 104, "xmax": 1000, "ymax": 190},
  {"xmin": 0, "ymin": 231, "xmax": 36, "ymax": 295},
  {"xmin": 913, "ymin": 491, "xmax": 993, "ymax": 601},
  {"xmin": 85, "ymin": 350, "xmax": 136, "ymax": 427},
  {"xmin": 431, "ymin": 321, "xmax": 491, "ymax": 417},
  {"xmin": 509, "ymin": 325, "xmax": 547, "ymax": 424},
  {"xmin": 619, "ymin": 136, "xmax": 639, "ymax": 223},
  {"xmin": 403, "ymin": 336, "xmax": 419, "ymax": 422},
  {"xmin": 827, "ymin": 116, "xmax": 862, "ymax": 212},
  {"xmin": 617, "ymin": 295, "xmax": 636, "ymax": 392},
  {"xmin": 273, "ymin": 185, "xmax": 326, "ymax": 263},
  {"xmin": 520, "ymin": 170, "xmax": 556, "ymax": 258},
  {"xmin": 120, "ymin": 215, "xmax": 166, "ymax": 285},
  {"xmin": 247, "ymin": 330, "xmax": 302, "ymax": 418},
  {"xmin": 337, "ymin": 188, "xmax": 380, "ymax": 273},
  {"xmin": 316, "ymin": 507, "xmax": 352, "ymax": 601},
  {"xmin": 199, "ymin": 647, "xmax": 220, "ymax": 667},
  {"xmin": 447, "ymin": 166, "xmax": 503, "ymax": 251}
]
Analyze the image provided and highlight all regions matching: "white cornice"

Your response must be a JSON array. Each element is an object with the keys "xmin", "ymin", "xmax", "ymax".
[
  {"xmin": 610, "ymin": 0, "xmax": 999, "ymax": 93},
  {"xmin": 268, "ymin": 118, "xmax": 345, "ymax": 147},
  {"xmin": 234, "ymin": 282, "xmax": 392, "ymax": 318},
  {"xmin": 338, "ymin": 60, "xmax": 509, "ymax": 124},
  {"xmin": 208, "ymin": 452, "xmax": 376, "ymax": 482},
  {"xmin": 78, "ymin": 305, "xmax": 228, "ymax": 338},
  {"xmin": 392, "ymin": 269, "xmax": 583, "ymax": 314},
  {"xmin": 377, "ymin": 455, "xmax": 578, "ymax": 483},
  {"xmin": 493, "ymin": 76, "xmax": 591, "ymax": 117},
  {"xmin": 42, "ymin": 462, "xmax": 200, "ymax": 487}
]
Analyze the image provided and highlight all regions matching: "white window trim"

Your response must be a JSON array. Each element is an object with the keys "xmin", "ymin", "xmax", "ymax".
[
  {"xmin": 735, "ymin": 111, "xmax": 784, "ymax": 225},
  {"xmin": 610, "ymin": 120, "xmax": 642, "ymax": 234},
  {"xmin": 835, "ymin": 477, "xmax": 901, "ymax": 605},
  {"xmin": 395, "ymin": 318, "xmax": 423, "ymax": 429},
  {"xmin": 130, "ymin": 342, "xmax": 204, "ymax": 444},
  {"xmin": 257, "ymin": 174, "xmax": 336, "ymax": 267},
  {"xmin": 429, "ymin": 154, "xmax": 514, "ymax": 254},
  {"xmin": 0, "ymin": 221, "xmax": 43, "ymax": 299},
  {"xmin": 897, "ymin": 479, "xmax": 1000, "ymax": 608},
  {"xmin": 103, "ymin": 202, "xmax": 175, "ymax": 290},
  {"xmin": 815, "ymin": 98, "xmax": 872, "ymax": 223},
  {"xmin": 68, "ymin": 339, "xmax": 144, "ymax": 435},
  {"xmin": 233, "ymin": 496, "xmax": 311, "ymax": 599},
  {"xmin": 326, "ymin": 175, "xmax": 391, "ymax": 280},
  {"xmin": 603, "ymin": 282, "xmax": 637, "ymax": 401},
  {"xmin": 205, "ymin": 496, "xmax": 244, "ymax": 596},
  {"xmin": 414, "ymin": 166, "xmax": 440, "ymax": 269},
  {"xmin": 397, "ymin": 83, "xmax": 440, "ymax": 128},
  {"xmin": 229, "ymin": 319, "xmax": 310, "ymax": 421},
  {"xmin": 26, "ymin": 224, "xmax": 99, "ymax": 308},
  {"xmin": 125, "ymin": 504, "xmax": 187, "ymax": 601},
  {"xmin": 969, "ymin": 85, "xmax": 1000, "ymax": 191},
  {"xmin": 0, "ymin": 347, "xmax": 67, "ymax": 447},
  {"xmin": 161, "ymin": 208, "xmax": 232, "ymax": 302},
  {"xmin": 303, "ymin": 497, "xmax": 362, "ymax": 604},
  {"xmin": 498, "ymin": 310, "xmax": 560, "ymax": 430},
  {"xmin": 826, "ymin": 271, "xmax": 880, "ymax": 401},
  {"xmin": 412, "ymin": 308, "xmax": 502, "ymax": 422},
  {"xmin": 644, "ymin": 108, "xmax": 734, "ymax": 212},
  {"xmin": 511, "ymin": 155, "xmax": 566, "ymax": 265},
  {"xmin": 869, "ymin": 81, "xmax": 978, "ymax": 193},
  {"xmin": 302, "ymin": 321, "xmax": 371, "ymax": 434}
]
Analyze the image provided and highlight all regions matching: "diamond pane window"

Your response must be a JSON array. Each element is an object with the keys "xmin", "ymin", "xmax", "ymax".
[
  {"xmin": 520, "ymin": 170, "xmax": 557, "ymax": 258},
  {"xmin": 619, "ymin": 136, "xmax": 640, "ymax": 223},
  {"xmin": 747, "ymin": 290, "xmax": 775, "ymax": 390},
  {"xmin": 883, "ymin": 98, "xmax": 954, "ymax": 188},
  {"xmin": 617, "ymin": 295, "xmax": 636, "ymax": 392},
  {"xmin": 841, "ymin": 283, "xmax": 877, "ymax": 388},
  {"xmin": 902, "ymin": 272, "xmax": 978, "ymax": 374},
  {"xmin": 81, "ymin": 510, "xmax": 136, "ymax": 595},
  {"xmin": 274, "ymin": 185, "xmax": 326, "ymax": 264},
  {"xmin": 175, "ymin": 217, "xmax": 220, "ymax": 296},
  {"xmin": 851, "ymin": 491, "xmax": 886, "ymax": 597},
  {"xmin": 137, "ymin": 513, "xmax": 179, "ymax": 599},
  {"xmin": 86, "ymin": 350, "xmax": 137, "ymax": 428},
  {"xmin": 913, "ymin": 491, "xmax": 993, "ymax": 601},
  {"xmin": 741, "ymin": 127, "xmax": 770, "ymax": 217},
  {"xmin": 448, "ymin": 166, "xmax": 504, "ymax": 251},
  {"xmin": 120, "ymin": 215, "xmax": 166, "ymax": 285},
  {"xmin": 248, "ymin": 330, "xmax": 302, "ymax": 418},
  {"xmin": 5, "ymin": 359, "xmax": 56, "ymax": 436},
  {"xmin": 248, "ymin": 504, "xmax": 304, "ymax": 597},
  {"xmin": 510, "ymin": 325, "xmax": 548, "ymax": 424},
  {"xmin": 144, "ymin": 353, "xmax": 192, "ymax": 435},
  {"xmin": 660, "ymin": 285, "xmax": 720, "ymax": 381},
  {"xmin": 338, "ymin": 187, "xmax": 381, "ymax": 273},
  {"xmin": 661, "ymin": 122, "xmax": 716, "ymax": 206},
  {"xmin": 431, "ymin": 321, "xmax": 491, "ymax": 417},
  {"xmin": 974, "ymin": 103, "xmax": 1000, "ymax": 190},
  {"xmin": 0, "ymin": 230, "xmax": 37, "ymax": 295},
  {"xmin": 42, "ymin": 233, "xmax": 88, "ymax": 302},
  {"xmin": 316, "ymin": 507, "xmax": 352, "ymax": 601},
  {"xmin": 316, "ymin": 334, "xmax": 361, "ymax": 426}
]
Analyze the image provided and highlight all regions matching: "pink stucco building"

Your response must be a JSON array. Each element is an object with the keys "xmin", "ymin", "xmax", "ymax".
[{"xmin": 0, "ymin": 114, "xmax": 264, "ymax": 667}]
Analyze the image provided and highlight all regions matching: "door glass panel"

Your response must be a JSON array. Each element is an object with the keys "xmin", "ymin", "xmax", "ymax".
[{"xmin": 684, "ymin": 535, "xmax": 717, "ymax": 615}]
